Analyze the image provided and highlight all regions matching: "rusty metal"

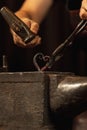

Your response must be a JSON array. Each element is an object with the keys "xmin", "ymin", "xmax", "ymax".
[{"xmin": 0, "ymin": 72, "xmax": 87, "ymax": 129}]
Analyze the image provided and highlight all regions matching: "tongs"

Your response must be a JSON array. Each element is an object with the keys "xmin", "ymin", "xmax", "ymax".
[{"xmin": 33, "ymin": 19, "xmax": 87, "ymax": 71}]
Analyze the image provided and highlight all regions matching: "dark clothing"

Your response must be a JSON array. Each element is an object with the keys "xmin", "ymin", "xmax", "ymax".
[
  {"xmin": 68, "ymin": 0, "xmax": 82, "ymax": 10},
  {"xmin": 54, "ymin": 0, "xmax": 82, "ymax": 10}
]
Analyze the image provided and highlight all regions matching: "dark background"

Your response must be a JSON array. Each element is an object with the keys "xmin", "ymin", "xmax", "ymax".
[{"xmin": 0, "ymin": 0, "xmax": 87, "ymax": 76}]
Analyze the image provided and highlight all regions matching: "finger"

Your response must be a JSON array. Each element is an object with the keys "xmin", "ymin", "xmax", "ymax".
[
  {"xmin": 13, "ymin": 32, "xmax": 41, "ymax": 48},
  {"xmin": 25, "ymin": 36, "xmax": 41, "ymax": 48},
  {"xmin": 80, "ymin": 0, "xmax": 87, "ymax": 19},
  {"xmin": 21, "ymin": 18, "xmax": 39, "ymax": 34},
  {"xmin": 80, "ymin": 8, "xmax": 87, "ymax": 19},
  {"xmin": 30, "ymin": 22, "xmax": 39, "ymax": 34},
  {"xmin": 12, "ymin": 32, "xmax": 27, "ymax": 48},
  {"xmin": 22, "ymin": 18, "xmax": 31, "ymax": 27}
]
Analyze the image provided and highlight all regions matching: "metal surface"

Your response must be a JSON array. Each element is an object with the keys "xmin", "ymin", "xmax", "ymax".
[{"xmin": 0, "ymin": 72, "xmax": 87, "ymax": 129}]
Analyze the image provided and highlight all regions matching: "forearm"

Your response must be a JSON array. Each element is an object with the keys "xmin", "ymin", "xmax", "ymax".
[{"xmin": 16, "ymin": 0, "xmax": 53, "ymax": 24}]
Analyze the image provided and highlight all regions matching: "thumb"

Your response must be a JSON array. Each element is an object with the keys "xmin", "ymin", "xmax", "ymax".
[{"xmin": 30, "ymin": 21, "xmax": 39, "ymax": 34}]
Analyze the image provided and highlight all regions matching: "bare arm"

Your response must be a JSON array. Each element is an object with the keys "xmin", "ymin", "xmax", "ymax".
[{"xmin": 16, "ymin": 0, "xmax": 53, "ymax": 23}]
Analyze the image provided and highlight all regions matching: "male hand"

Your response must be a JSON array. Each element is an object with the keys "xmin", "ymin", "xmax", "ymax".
[
  {"xmin": 80, "ymin": 0, "xmax": 87, "ymax": 19},
  {"xmin": 11, "ymin": 18, "xmax": 41, "ymax": 48}
]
